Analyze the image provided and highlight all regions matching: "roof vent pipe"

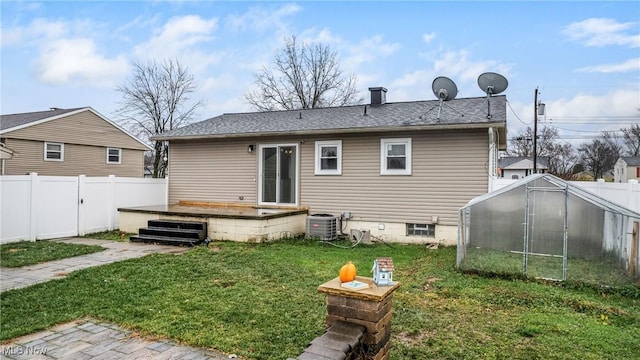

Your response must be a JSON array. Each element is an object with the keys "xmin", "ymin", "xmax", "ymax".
[{"xmin": 369, "ymin": 87, "xmax": 387, "ymax": 106}]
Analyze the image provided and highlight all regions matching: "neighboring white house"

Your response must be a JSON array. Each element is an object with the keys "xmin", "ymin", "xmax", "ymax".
[
  {"xmin": 498, "ymin": 156, "xmax": 548, "ymax": 179},
  {"xmin": 614, "ymin": 156, "xmax": 640, "ymax": 183}
]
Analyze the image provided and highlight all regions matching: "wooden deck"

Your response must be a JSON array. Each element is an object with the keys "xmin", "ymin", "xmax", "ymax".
[
  {"xmin": 118, "ymin": 204, "xmax": 308, "ymax": 220},
  {"xmin": 118, "ymin": 204, "xmax": 309, "ymax": 242}
]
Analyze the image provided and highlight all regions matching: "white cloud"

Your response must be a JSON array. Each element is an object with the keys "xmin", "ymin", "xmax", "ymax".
[
  {"xmin": 547, "ymin": 89, "xmax": 640, "ymax": 118},
  {"xmin": 431, "ymin": 49, "xmax": 511, "ymax": 83},
  {"xmin": 224, "ymin": 3, "xmax": 300, "ymax": 33},
  {"xmin": 576, "ymin": 58, "xmax": 640, "ymax": 73},
  {"xmin": 423, "ymin": 32, "xmax": 436, "ymax": 44},
  {"xmin": 135, "ymin": 15, "xmax": 217, "ymax": 55},
  {"xmin": 342, "ymin": 34, "xmax": 400, "ymax": 71},
  {"xmin": 1, "ymin": 26, "xmax": 23, "ymax": 47},
  {"xmin": 2, "ymin": 18, "xmax": 129, "ymax": 87},
  {"xmin": 133, "ymin": 15, "xmax": 220, "ymax": 72},
  {"xmin": 563, "ymin": 18, "xmax": 640, "ymax": 48},
  {"xmin": 298, "ymin": 27, "xmax": 343, "ymax": 45},
  {"xmin": 389, "ymin": 49, "xmax": 512, "ymax": 101},
  {"xmin": 1, "ymin": 18, "xmax": 68, "ymax": 47},
  {"xmin": 506, "ymin": 88, "xmax": 640, "ymax": 145},
  {"xmin": 37, "ymin": 38, "xmax": 129, "ymax": 86}
]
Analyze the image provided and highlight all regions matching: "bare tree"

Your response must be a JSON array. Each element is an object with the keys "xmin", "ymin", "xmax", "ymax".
[
  {"xmin": 116, "ymin": 59, "xmax": 201, "ymax": 178},
  {"xmin": 546, "ymin": 142, "xmax": 578, "ymax": 180},
  {"xmin": 245, "ymin": 35, "xmax": 361, "ymax": 111},
  {"xmin": 620, "ymin": 124, "xmax": 640, "ymax": 156},
  {"xmin": 508, "ymin": 125, "xmax": 577, "ymax": 178},
  {"xmin": 508, "ymin": 125, "xmax": 559, "ymax": 158},
  {"xmin": 577, "ymin": 131, "xmax": 621, "ymax": 179}
]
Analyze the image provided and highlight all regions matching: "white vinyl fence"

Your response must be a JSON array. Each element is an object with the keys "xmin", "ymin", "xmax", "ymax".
[
  {"xmin": 490, "ymin": 177, "xmax": 640, "ymax": 214},
  {"xmin": 1, "ymin": 173, "xmax": 167, "ymax": 244}
]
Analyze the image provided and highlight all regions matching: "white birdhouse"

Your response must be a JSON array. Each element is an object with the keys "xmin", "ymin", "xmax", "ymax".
[{"xmin": 372, "ymin": 257, "xmax": 394, "ymax": 286}]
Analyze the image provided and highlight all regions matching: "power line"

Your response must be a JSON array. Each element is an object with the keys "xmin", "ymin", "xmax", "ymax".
[
  {"xmin": 506, "ymin": 100, "xmax": 530, "ymax": 125},
  {"xmin": 553, "ymin": 126, "xmax": 623, "ymax": 133},
  {"xmin": 548, "ymin": 116, "xmax": 639, "ymax": 119},
  {"xmin": 547, "ymin": 121, "xmax": 639, "ymax": 124}
]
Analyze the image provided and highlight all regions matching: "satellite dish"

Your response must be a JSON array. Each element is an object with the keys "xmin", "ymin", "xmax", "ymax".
[
  {"xmin": 477, "ymin": 72, "xmax": 508, "ymax": 95},
  {"xmin": 431, "ymin": 76, "xmax": 458, "ymax": 121},
  {"xmin": 477, "ymin": 72, "xmax": 508, "ymax": 118},
  {"xmin": 432, "ymin": 76, "xmax": 458, "ymax": 101}
]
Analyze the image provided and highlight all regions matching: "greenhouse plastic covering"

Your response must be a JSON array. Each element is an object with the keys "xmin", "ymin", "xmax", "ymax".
[{"xmin": 457, "ymin": 174, "xmax": 640, "ymax": 286}]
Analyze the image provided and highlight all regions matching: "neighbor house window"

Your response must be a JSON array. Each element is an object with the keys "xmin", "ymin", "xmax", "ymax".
[
  {"xmin": 407, "ymin": 223, "xmax": 435, "ymax": 237},
  {"xmin": 381, "ymin": 138, "xmax": 411, "ymax": 175},
  {"xmin": 107, "ymin": 148, "xmax": 121, "ymax": 164},
  {"xmin": 44, "ymin": 142, "xmax": 64, "ymax": 161},
  {"xmin": 315, "ymin": 140, "xmax": 342, "ymax": 175}
]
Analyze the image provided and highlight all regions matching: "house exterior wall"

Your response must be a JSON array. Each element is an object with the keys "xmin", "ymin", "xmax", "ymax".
[
  {"xmin": 1, "ymin": 110, "xmax": 147, "ymax": 177},
  {"xmin": 4, "ymin": 110, "xmax": 148, "ymax": 150},
  {"xmin": 167, "ymin": 129, "xmax": 490, "ymax": 244},
  {"xmin": 2, "ymin": 138, "xmax": 144, "ymax": 177},
  {"xmin": 614, "ymin": 159, "xmax": 640, "ymax": 183},
  {"xmin": 501, "ymin": 169, "xmax": 526, "ymax": 180}
]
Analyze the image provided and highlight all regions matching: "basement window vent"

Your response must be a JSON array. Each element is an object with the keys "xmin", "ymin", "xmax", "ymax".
[{"xmin": 407, "ymin": 223, "xmax": 435, "ymax": 237}]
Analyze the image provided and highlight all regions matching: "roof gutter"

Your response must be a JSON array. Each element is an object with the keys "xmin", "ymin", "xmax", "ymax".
[{"xmin": 152, "ymin": 121, "xmax": 507, "ymax": 141}]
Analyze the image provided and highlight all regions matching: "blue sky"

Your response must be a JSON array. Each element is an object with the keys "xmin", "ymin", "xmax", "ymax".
[{"xmin": 1, "ymin": 1, "xmax": 639, "ymax": 144}]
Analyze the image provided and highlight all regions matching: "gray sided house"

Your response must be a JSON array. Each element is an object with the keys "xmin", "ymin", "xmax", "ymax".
[
  {"xmin": 153, "ymin": 88, "xmax": 507, "ymax": 245},
  {"xmin": 0, "ymin": 107, "xmax": 150, "ymax": 177},
  {"xmin": 614, "ymin": 156, "xmax": 640, "ymax": 183},
  {"xmin": 498, "ymin": 156, "xmax": 549, "ymax": 180}
]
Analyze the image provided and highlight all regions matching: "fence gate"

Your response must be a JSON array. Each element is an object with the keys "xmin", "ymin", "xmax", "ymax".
[
  {"xmin": 33, "ymin": 175, "xmax": 79, "ymax": 240},
  {"xmin": 1, "ymin": 174, "xmax": 168, "ymax": 244},
  {"xmin": 523, "ymin": 184, "xmax": 569, "ymax": 281}
]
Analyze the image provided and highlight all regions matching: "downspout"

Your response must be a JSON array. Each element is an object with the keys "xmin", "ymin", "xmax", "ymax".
[{"xmin": 488, "ymin": 127, "xmax": 498, "ymax": 192}]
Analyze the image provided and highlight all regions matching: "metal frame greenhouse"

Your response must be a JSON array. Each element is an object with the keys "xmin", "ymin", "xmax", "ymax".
[{"xmin": 457, "ymin": 174, "xmax": 640, "ymax": 286}]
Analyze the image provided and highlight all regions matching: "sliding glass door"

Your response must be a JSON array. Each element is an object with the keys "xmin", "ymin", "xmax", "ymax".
[{"xmin": 259, "ymin": 144, "xmax": 298, "ymax": 206}]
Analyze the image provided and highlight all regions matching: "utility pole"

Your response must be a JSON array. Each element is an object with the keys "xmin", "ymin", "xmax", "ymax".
[{"xmin": 533, "ymin": 87, "xmax": 538, "ymax": 174}]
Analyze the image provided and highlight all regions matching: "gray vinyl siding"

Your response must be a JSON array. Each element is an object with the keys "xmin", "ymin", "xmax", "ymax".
[
  {"xmin": 4, "ymin": 111, "xmax": 148, "ymax": 150},
  {"xmin": 168, "ymin": 139, "xmax": 258, "ymax": 204},
  {"xmin": 167, "ymin": 129, "xmax": 489, "ymax": 226},
  {"xmin": 300, "ymin": 130, "xmax": 488, "ymax": 226},
  {"xmin": 3, "ymin": 138, "xmax": 144, "ymax": 177}
]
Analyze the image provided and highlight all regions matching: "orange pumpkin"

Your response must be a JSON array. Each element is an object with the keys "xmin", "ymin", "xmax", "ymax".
[{"xmin": 339, "ymin": 261, "xmax": 357, "ymax": 282}]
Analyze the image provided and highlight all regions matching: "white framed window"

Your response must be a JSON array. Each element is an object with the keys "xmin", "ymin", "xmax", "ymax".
[
  {"xmin": 44, "ymin": 142, "xmax": 64, "ymax": 161},
  {"xmin": 107, "ymin": 147, "xmax": 122, "ymax": 164},
  {"xmin": 315, "ymin": 140, "xmax": 342, "ymax": 175},
  {"xmin": 380, "ymin": 138, "xmax": 411, "ymax": 175},
  {"xmin": 407, "ymin": 223, "xmax": 435, "ymax": 237}
]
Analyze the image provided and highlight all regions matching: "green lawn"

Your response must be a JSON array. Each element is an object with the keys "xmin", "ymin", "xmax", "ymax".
[
  {"xmin": 459, "ymin": 247, "xmax": 638, "ymax": 286},
  {"xmin": 1, "ymin": 239, "xmax": 638, "ymax": 360},
  {"xmin": 0, "ymin": 240, "xmax": 104, "ymax": 268}
]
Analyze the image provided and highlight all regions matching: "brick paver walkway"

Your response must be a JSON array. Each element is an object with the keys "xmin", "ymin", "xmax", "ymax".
[
  {"xmin": 0, "ymin": 238, "xmax": 189, "ymax": 292},
  {"xmin": 1, "ymin": 238, "xmax": 234, "ymax": 359},
  {"xmin": 0, "ymin": 319, "xmax": 230, "ymax": 360}
]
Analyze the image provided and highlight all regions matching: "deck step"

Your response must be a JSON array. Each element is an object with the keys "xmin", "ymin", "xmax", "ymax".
[
  {"xmin": 140, "ymin": 226, "xmax": 205, "ymax": 240},
  {"xmin": 130, "ymin": 219, "xmax": 208, "ymax": 247},
  {"xmin": 148, "ymin": 219, "xmax": 207, "ymax": 231},
  {"xmin": 130, "ymin": 234, "xmax": 202, "ymax": 247}
]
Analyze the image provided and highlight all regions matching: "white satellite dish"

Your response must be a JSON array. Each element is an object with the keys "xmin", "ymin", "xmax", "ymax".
[
  {"xmin": 477, "ymin": 72, "xmax": 508, "ymax": 118},
  {"xmin": 431, "ymin": 76, "xmax": 458, "ymax": 120}
]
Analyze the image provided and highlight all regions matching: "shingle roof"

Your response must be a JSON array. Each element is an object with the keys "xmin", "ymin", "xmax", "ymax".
[
  {"xmin": 1, "ymin": 108, "xmax": 84, "ymax": 131},
  {"xmin": 499, "ymin": 156, "xmax": 549, "ymax": 168},
  {"xmin": 153, "ymin": 95, "xmax": 507, "ymax": 140},
  {"xmin": 620, "ymin": 156, "xmax": 640, "ymax": 166},
  {"xmin": 375, "ymin": 257, "xmax": 395, "ymax": 272}
]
